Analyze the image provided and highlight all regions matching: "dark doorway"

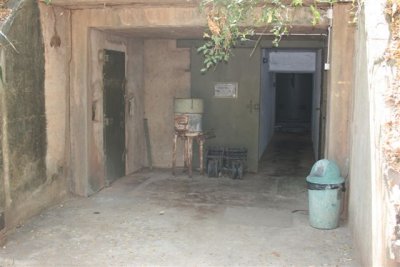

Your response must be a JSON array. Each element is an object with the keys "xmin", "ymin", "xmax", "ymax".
[
  {"xmin": 103, "ymin": 50, "xmax": 126, "ymax": 184},
  {"xmin": 275, "ymin": 73, "xmax": 313, "ymax": 133},
  {"xmin": 259, "ymin": 49, "xmax": 323, "ymax": 161}
]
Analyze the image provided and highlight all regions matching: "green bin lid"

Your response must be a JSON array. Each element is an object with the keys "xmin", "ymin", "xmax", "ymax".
[{"xmin": 306, "ymin": 159, "xmax": 344, "ymax": 185}]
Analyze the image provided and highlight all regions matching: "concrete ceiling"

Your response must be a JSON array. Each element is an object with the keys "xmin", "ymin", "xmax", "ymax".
[
  {"xmin": 102, "ymin": 26, "xmax": 206, "ymax": 39},
  {"xmin": 101, "ymin": 25, "xmax": 328, "ymax": 40},
  {"xmin": 44, "ymin": 0, "xmax": 329, "ymax": 40}
]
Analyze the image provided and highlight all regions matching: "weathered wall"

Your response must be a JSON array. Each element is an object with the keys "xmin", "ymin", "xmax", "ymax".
[
  {"xmin": 325, "ymin": 3, "xmax": 355, "ymax": 177},
  {"xmin": 40, "ymin": 6, "xmax": 70, "ymax": 183},
  {"xmin": 350, "ymin": 1, "xmax": 398, "ymax": 266},
  {"xmin": 0, "ymin": 0, "xmax": 69, "ymax": 231},
  {"xmin": 68, "ymin": 6, "xmax": 203, "ymax": 195},
  {"xmin": 126, "ymin": 39, "xmax": 146, "ymax": 174},
  {"xmin": 349, "ymin": 9, "xmax": 372, "ymax": 264},
  {"xmin": 144, "ymin": 39, "xmax": 190, "ymax": 168},
  {"xmin": 191, "ymin": 47, "xmax": 261, "ymax": 172},
  {"xmin": 38, "ymin": 2, "xmax": 148, "ymax": 199},
  {"xmin": 324, "ymin": 3, "xmax": 355, "ymax": 226}
]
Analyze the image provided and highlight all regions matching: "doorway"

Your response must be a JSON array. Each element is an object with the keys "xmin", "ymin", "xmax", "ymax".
[
  {"xmin": 103, "ymin": 49, "xmax": 126, "ymax": 184},
  {"xmin": 275, "ymin": 73, "xmax": 313, "ymax": 133},
  {"xmin": 259, "ymin": 49, "xmax": 323, "ymax": 162}
]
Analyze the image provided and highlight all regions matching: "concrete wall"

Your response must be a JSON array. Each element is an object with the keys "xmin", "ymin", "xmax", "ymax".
[
  {"xmin": 191, "ymin": 48, "xmax": 261, "ymax": 172},
  {"xmin": 0, "ymin": 1, "xmax": 69, "ymax": 235},
  {"xmin": 349, "ymin": 10, "xmax": 372, "ymax": 264},
  {"xmin": 68, "ymin": 6, "xmax": 204, "ymax": 195},
  {"xmin": 126, "ymin": 39, "xmax": 146, "ymax": 174},
  {"xmin": 39, "ymin": 3, "xmax": 149, "ymax": 198},
  {"xmin": 350, "ymin": 1, "xmax": 399, "ymax": 266},
  {"xmin": 325, "ymin": 3, "xmax": 355, "ymax": 177},
  {"xmin": 323, "ymin": 4, "xmax": 355, "ymax": 231},
  {"xmin": 144, "ymin": 39, "xmax": 190, "ymax": 168},
  {"xmin": 41, "ymin": 6, "xmax": 69, "ymax": 183},
  {"xmin": 259, "ymin": 49, "xmax": 275, "ymax": 159}
]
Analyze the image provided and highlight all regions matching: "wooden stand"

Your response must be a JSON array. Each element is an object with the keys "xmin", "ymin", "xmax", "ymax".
[{"xmin": 172, "ymin": 131, "xmax": 204, "ymax": 178}]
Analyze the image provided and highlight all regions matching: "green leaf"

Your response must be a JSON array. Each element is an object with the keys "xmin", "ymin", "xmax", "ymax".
[
  {"xmin": 291, "ymin": 0, "xmax": 303, "ymax": 6},
  {"xmin": 310, "ymin": 5, "xmax": 321, "ymax": 25}
]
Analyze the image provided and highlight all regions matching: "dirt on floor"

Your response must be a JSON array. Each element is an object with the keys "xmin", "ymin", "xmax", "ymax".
[{"xmin": 0, "ymin": 133, "xmax": 357, "ymax": 266}]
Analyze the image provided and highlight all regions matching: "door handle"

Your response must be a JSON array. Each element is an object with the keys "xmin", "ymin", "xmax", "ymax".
[
  {"xmin": 104, "ymin": 117, "xmax": 114, "ymax": 126},
  {"xmin": 246, "ymin": 100, "xmax": 260, "ymax": 113}
]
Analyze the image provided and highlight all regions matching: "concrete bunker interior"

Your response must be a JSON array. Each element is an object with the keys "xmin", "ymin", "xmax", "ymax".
[
  {"xmin": 84, "ymin": 29, "xmax": 328, "ymax": 191},
  {"xmin": 63, "ymin": 4, "xmax": 327, "ymax": 195},
  {"xmin": 38, "ymin": 0, "xmax": 338, "ymax": 198},
  {"xmin": 7, "ymin": 0, "xmax": 394, "ymax": 265}
]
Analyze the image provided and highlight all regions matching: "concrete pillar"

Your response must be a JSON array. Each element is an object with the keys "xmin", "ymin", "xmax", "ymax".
[
  {"xmin": 325, "ymin": 3, "xmax": 355, "ymax": 177},
  {"xmin": 69, "ymin": 10, "xmax": 90, "ymax": 196}
]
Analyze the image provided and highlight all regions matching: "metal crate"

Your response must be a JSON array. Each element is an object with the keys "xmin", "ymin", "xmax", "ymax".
[{"xmin": 206, "ymin": 147, "xmax": 247, "ymax": 179}]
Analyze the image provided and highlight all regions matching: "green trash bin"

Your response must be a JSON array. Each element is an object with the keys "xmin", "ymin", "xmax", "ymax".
[{"xmin": 306, "ymin": 159, "xmax": 345, "ymax": 230}]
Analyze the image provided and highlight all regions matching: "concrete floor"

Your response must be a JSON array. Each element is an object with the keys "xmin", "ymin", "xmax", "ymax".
[{"xmin": 0, "ymin": 133, "xmax": 356, "ymax": 266}]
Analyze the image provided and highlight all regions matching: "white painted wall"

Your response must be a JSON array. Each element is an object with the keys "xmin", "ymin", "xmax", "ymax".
[
  {"xmin": 350, "ymin": 1, "xmax": 398, "ymax": 265},
  {"xmin": 349, "ymin": 12, "xmax": 373, "ymax": 264}
]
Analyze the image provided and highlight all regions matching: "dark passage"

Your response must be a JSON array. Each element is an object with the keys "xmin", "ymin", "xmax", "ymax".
[
  {"xmin": 275, "ymin": 73, "xmax": 313, "ymax": 133},
  {"xmin": 259, "ymin": 132, "xmax": 315, "ymax": 177},
  {"xmin": 259, "ymin": 72, "xmax": 315, "ymax": 177}
]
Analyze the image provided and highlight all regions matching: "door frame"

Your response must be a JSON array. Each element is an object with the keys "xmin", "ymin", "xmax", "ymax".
[{"xmin": 258, "ymin": 48, "xmax": 324, "ymax": 160}]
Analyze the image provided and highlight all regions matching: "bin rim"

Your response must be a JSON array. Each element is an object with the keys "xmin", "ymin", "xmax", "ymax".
[
  {"xmin": 306, "ymin": 175, "xmax": 345, "ymax": 185},
  {"xmin": 307, "ymin": 181, "xmax": 345, "ymax": 191}
]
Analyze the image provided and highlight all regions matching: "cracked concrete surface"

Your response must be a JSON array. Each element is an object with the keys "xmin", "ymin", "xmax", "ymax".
[{"xmin": 0, "ymin": 133, "xmax": 357, "ymax": 266}]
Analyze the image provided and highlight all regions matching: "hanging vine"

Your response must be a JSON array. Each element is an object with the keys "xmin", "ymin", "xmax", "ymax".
[{"xmin": 198, "ymin": 0, "xmax": 338, "ymax": 72}]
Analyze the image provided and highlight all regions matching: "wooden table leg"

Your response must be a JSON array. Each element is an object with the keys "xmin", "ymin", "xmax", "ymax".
[
  {"xmin": 172, "ymin": 133, "xmax": 177, "ymax": 175},
  {"xmin": 187, "ymin": 136, "xmax": 193, "ymax": 178},
  {"xmin": 199, "ymin": 138, "xmax": 204, "ymax": 175},
  {"xmin": 184, "ymin": 136, "xmax": 188, "ymax": 170}
]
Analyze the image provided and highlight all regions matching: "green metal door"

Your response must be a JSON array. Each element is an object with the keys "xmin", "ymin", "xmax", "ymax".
[
  {"xmin": 191, "ymin": 48, "xmax": 261, "ymax": 172},
  {"xmin": 103, "ymin": 50, "xmax": 126, "ymax": 183}
]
